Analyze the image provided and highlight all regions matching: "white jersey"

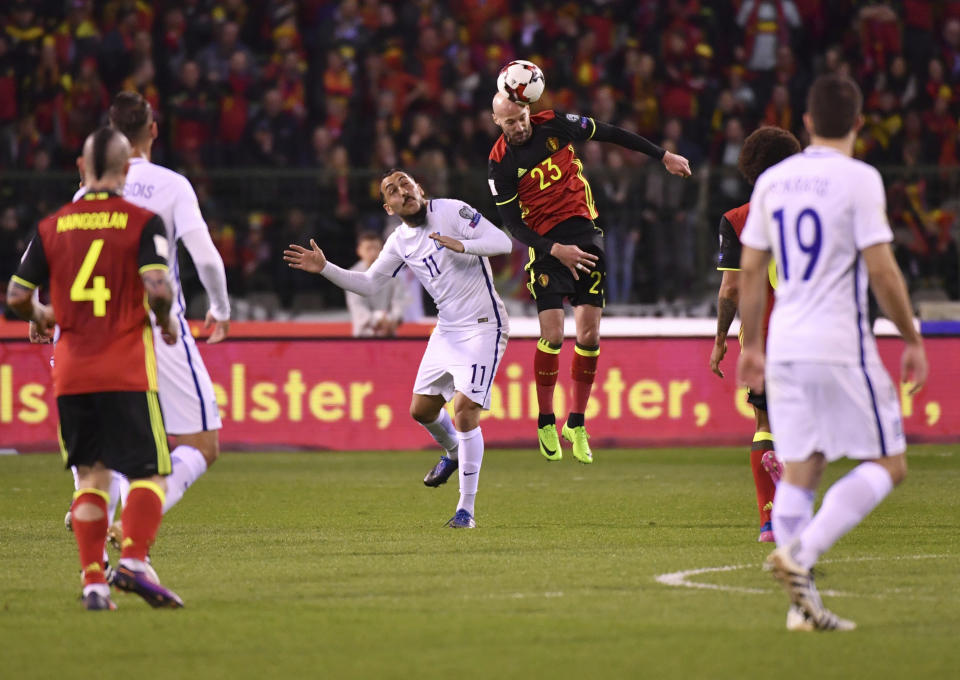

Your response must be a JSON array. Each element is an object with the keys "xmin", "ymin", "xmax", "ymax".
[
  {"xmin": 73, "ymin": 157, "xmax": 209, "ymax": 315},
  {"xmin": 367, "ymin": 199, "xmax": 510, "ymax": 332},
  {"xmin": 740, "ymin": 146, "xmax": 893, "ymax": 365}
]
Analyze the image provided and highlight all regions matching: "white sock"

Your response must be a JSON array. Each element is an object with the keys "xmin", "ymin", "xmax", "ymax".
[
  {"xmin": 794, "ymin": 462, "xmax": 894, "ymax": 570},
  {"xmin": 421, "ymin": 409, "xmax": 459, "ymax": 460},
  {"xmin": 117, "ymin": 474, "xmax": 130, "ymax": 508},
  {"xmin": 119, "ymin": 557, "xmax": 150, "ymax": 572},
  {"xmin": 107, "ymin": 471, "xmax": 125, "ymax": 522},
  {"xmin": 71, "ymin": 466, "xmax": 79, "ymax": 489},
  {"xmin": 161, "ymin": 445, "xmax": 208, "ymax": 513},
  {"xmin": 456, "ymin": 426, "xmax": 483, "ymax": 515},
  {"xmin": 83, "ymin": 582, "xmax": 110, "ymax": 598},
  {"xmin": 772, "ymin": 481, "xmax": 815, "ymax": 547}
]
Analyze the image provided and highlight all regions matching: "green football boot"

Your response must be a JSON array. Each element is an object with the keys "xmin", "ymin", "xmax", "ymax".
[
  {"xmin": 561, "ymin": 422, "xmax": 593, "ymax": 464},
  {"xmin": 538, "ymin": 423, "xmax": 562, "ymax": 461}
]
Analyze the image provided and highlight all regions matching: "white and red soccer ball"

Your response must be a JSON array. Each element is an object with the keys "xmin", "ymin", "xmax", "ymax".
[{"xmin": 497, "ymin": 60, "xmax": 545, "ymax": 104}]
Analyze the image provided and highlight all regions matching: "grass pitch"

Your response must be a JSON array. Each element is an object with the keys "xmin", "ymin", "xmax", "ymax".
[{"xmin": 2, "ymin": 445, "xmax": 959, "ymax": 680}]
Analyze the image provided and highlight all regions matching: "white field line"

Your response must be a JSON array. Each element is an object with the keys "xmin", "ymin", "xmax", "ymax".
[{"xmin": 655, "ymin": 554, "xmax": 951, "ymax": 599}]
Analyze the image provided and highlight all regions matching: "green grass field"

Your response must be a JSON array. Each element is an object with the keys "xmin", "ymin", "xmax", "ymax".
[{"xmin": 2, "ymin": 445, "xmax": 959, "ymax": 679}]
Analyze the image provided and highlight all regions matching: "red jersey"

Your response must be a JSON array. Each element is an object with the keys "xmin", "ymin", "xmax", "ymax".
[
  {"xmin": 717, "ymin": 201, "xmax": 776, "ymax": 336},
  {"xmin": 14, "ymin": 191, "xmax": 168, "ymax": 396},
  {"xmin": 488, "ymin": 110, "xmax": 598, "ymax": 235}
]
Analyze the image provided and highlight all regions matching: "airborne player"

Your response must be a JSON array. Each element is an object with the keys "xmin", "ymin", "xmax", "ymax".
[{"xmin": 488, "ymin": 93, "xmax": 691, "ymax": 463}]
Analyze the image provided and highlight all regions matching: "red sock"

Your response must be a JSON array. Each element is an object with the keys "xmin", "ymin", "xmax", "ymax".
[
  {"xmin": 71, "ymin": 489, "xmax": 109, "ymax": 586},
  {"xmin": 534, "ymin": 339, "xmax": 561, "ymax": 415},
  {"xmin": 571, "ymin": 343, "xmax": 600, "ymax": 415},
  {"xmin": 751, "ymin": 434, "xmax": 777, "ymax": 524},
  {"xmin": 121, "ymin": 481, "xmax": 164, "ymax": 561}
]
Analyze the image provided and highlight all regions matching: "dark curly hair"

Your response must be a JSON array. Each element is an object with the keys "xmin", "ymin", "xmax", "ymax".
[{"xmin": 737, "ymin": 126, "xmax": 802, "ymax": 185}]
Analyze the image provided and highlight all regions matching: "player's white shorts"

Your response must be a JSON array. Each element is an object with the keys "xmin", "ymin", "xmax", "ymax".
[
  {"xmin": 412, "ymin": 325, "xmax": 508, "ymax": 409},
  {"xmin": 153, "ymin": 314, "xmax": 222, "ymax": 435},
  {"xmin": 765, "ymin": 360, "xmax": 905, "ymax": 463}
]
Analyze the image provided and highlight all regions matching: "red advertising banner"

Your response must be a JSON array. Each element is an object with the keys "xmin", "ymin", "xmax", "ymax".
[{"xmin": 2, "ymin": 337, "xmax": 958, "ymax": 451}]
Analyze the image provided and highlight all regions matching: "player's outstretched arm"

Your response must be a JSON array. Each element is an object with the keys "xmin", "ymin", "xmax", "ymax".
[
  {"xmin": 711, "ymin": 270, "xmax": 740, "ymax": 378},
  {"xmin": 590, "ymin": 120, "xmax": 691, "ymax": 177},
  {"xmin": 735, "ymin": 245, "xmax": 771, "ymax": 393},
  {"xmin": 285, "ymin": 239, "xmax": 394, "ymax": 297},
  {"xmin": 142, "ymin": 269, "xmax": 177, "ymax": 345},
  {"xmin": 430, "ymin": 210, "xmax": 513, "ymax": 257},
  {"xmin": 284, "ymin": 239, "xmax": 327, "ymax": 273},
  {"xmin": 863, "ymin": 242, "xmax": 928, "ymax": 394}
]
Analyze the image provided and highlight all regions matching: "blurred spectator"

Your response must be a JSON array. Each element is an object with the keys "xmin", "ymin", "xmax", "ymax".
[
  {"xmin": 197, "ymin": 21, "xmax": 254, "ymax": 84},
  {"xmin": 54, "ymin": 56, "xmax": 109, "ymax": 154},
  {"xmin": 0, "ymin": 205, "xmax": 28, "ymax": 319},
  {"xmin": 737, "ymin": 0, "xmax": 801, "ymax": 73},
  {"xmin": 592, "ymin": 148, "xmax": 638, "ymax": 304},
  {"xmin": 167, "ymin": 60, "xmax": 216, "ymax": 163},
  {"xmin": 246, "ymin": 88, "xmax": 299, "ymax": 165},
  {"xmin": 345, "ymin": 231, "xmax": 409, "ymax": 337}
]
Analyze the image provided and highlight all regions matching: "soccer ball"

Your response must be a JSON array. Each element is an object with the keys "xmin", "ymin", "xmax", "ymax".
[{"xmin": 497, "ymin": 60, "xmax": 545, "ymax": 104}]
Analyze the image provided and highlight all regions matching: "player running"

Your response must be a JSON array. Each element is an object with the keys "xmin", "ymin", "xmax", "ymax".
[
  {"xmin": 284, "ymin": 169, "xmax": 511, "ymax": 528},
  {"xmin": 7, "ymin": 128, "xmax": 184, "ymax": 610},
  {"xmin": 39, "ymin": 92, "xmax": 230, "ymax": 545},
  {"xmin": 738, "ymin": 74, "xmax": 928, "ymax": 631},
  {"xmin": 488, "ymin": 93, "xmax": 691, "ymax": 463},
  {"xmin": 710, "ymin": 126, "xmax": 801, "ymax": 542}
]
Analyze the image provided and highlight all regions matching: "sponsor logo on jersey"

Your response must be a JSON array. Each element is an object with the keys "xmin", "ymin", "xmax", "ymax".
[
  {"xmin": 566, "ymin": 113, "xmax": 580, "ymax": 122},
  {"xmin": 56, "ymin": 211, "xmax": 129, "ymax": 232},
  {"xmin": 580, "ymin": 116, "xmax": 589, "ymax": 129},
  {"xmin": 538, "ymin": 273, "xmax": 549, "ymax": 287},
  {"xmin": 546, "ymin": 137, "xmax": 559, "ymax": 152},
  {"xmin": 517, "ymin": 167, "xmax": 527, "ymax": 178},
  {"xmin": 488, "ymin": 179, "xmax": 497, "ymax": 196},
  {"xmin": 469, "ymin": 212, "xmax": 481, "ymax": 228}
]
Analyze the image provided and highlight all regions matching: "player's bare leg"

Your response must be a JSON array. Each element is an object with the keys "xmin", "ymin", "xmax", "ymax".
[
  {"xmin": 535, "ymin": 309, "xmax": 564, "ymax": 460},
  {"xmin": 445, "ymin": 392, "xmax": 484, "ymax": 528},
  {"xmin": 412, "ymin": 393, "xmax": 460, "ymax": 487},
  {"xmin": 751, "ymin": 406, "xmax": 780, "ymax": 542},
  {"xmin": 562, "ymin": 304, "xmax": 601, "ymax": 464}
]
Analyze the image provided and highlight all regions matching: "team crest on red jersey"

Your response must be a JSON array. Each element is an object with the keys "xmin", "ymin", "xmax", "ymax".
[
  {"xmin": 546, "ymin": 137, "xmax": 559, "ymax": 152},
  {"xmin": 538, "ymin": 273, "xmax": 549, "ymax": 287}
]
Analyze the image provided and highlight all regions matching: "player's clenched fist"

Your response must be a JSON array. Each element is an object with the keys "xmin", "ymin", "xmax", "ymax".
[{"xmin": 284, "ymin": 238, "xmax": 327, "ymax": 273}]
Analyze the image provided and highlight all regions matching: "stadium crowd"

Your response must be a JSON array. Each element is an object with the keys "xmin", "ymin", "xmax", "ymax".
[{"xmin": 2, "ymin": 0, "xmax": 959, "ymax": 317}]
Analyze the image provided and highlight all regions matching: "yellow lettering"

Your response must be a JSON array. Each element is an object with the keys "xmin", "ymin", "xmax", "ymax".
[
  {"xmin": 603, "ymin": 368, "xmax": 625, "ymax": 419},
  {"xmin": 506, "ymin": 363, "xmax": 523, "ymax": 419},
  {"xmin": 284, "ymin": 370, "xmax": 306, "ymax": 422},
  {"xmin": 56, "ymin": 211, "xmax": 129, "ymax": 232},
  {"xmin": 668, "ymin": 380, "xmax": 690, "ymax": 418},
  {"xmin": 376, "ymin": 404, "xmax": 393, "ymax": 429},
  {"xmin": 1, "ymin": 365, "xmax": 11, "ymax": 423},
  {"xmin": 899, "ymin": 382, "xmax": 914, "ymax": 418},
  {"xmin": 17, "ymin": 383, "xmax": 48, "ymax": 424},
  {"xmin": 231, "ymin": 364, "xmax": 245, "ymax": 421},
  {"xmin": 482, "ymin": 385, "xmax": 505, "ymax": 419},
  {"xmin": 309, "ymin": 382, "xmax": 345, "ymax": 421},
  {"xmin": 628, "ymin": 380, "xmax": 663, "ymax": 419},
  {"xmin": 250, "ymin": 383, "xmax": 280, "ymax": 422},
  {"xmin": 349, "ymin": 382, "xmax": 373, "ymax": 421},
  {"xmin": 926, "ymin": 401, "xmax": 941, "ymax": 426},
  {"xmin": 694, "ymin": 402, "xmax": 710, "ymax": 427},
  {"xmin": 734, "ymin": 387, "xmax": 754, "ymax": 419}
]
